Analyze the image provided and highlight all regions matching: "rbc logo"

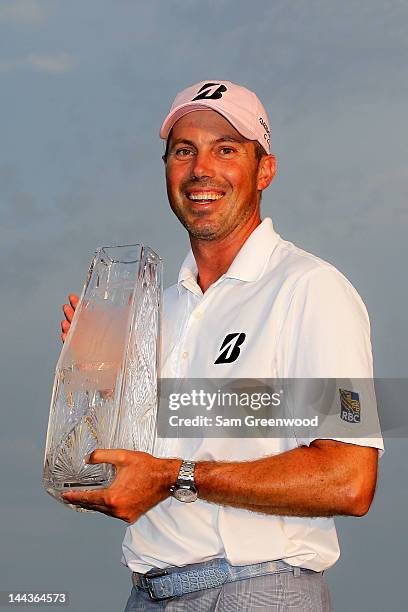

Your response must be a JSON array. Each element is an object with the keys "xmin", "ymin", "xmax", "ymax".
[
  {"xmin": 339, "ymin": 389, "xmax": 361, "ymax": 423},
  {"xmin": 341, "ymin": 410, "xmax": 360, "ymax": 423}
]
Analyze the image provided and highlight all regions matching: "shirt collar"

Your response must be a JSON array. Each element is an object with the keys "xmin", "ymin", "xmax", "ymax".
[{"xmin": 177, "ymin": 217, "xmax": 280, "ymax": 291}]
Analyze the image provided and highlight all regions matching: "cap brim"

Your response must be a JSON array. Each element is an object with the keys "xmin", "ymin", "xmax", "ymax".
[{"xmin": 160, "ymin": 101, "xmax": 258, "ymax": 143}]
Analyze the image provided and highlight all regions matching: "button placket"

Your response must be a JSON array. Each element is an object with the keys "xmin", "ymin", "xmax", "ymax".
[
  {"xmin": 176, "ymin": 293, "xmax": 202, "ymax": 373},
  {"xmin": 177, "ymin": 287, "xmax": 217, "ymax": 374}
]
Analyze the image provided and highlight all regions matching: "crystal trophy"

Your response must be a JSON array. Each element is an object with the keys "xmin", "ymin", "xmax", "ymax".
[{"xmin": 43, "ymin": 244, "xmax": 162, "ymax": 511}]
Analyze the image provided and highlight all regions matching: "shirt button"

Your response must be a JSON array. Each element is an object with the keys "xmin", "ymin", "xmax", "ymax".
[{"xmin": 182, "ymin": 351, "xmax": 189, "ymax": 359}]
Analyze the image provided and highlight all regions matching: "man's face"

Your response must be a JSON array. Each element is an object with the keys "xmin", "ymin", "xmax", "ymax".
[{"xmin": 164, "ymin": 110, "xmax": 268, "ymax": 241}]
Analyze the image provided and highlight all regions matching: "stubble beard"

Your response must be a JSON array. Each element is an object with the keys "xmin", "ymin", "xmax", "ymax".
[
  {"xmin": 178, "ymin": 213, "xmax": 223, "ymax": 241},
  {"xmin": 171, "ymin": 196, "xmax": 259, "ymax": 243}
]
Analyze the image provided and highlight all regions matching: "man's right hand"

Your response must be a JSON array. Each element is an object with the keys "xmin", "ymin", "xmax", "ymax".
[{"xmin": 61, "ymin": 293, "xmax": 79, "ymax": 342}]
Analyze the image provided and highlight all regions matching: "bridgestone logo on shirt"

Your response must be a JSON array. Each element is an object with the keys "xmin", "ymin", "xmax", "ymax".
[{"xmin": 214, "ymin": 332, "xmax": 246, "ymax": 364}]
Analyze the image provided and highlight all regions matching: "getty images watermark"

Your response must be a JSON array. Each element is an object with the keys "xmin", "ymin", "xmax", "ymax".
[
  {"xmin": 167, "ymin": 389, "xmax": 319, "ymax": 429},
  {"xmin": 158, "ymin": 382, "xmax": 323, "ymax": 437}
]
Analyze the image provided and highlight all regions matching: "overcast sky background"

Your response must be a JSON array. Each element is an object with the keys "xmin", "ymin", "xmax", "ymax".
[{"xmin": 1, "ymin": 1, "xmax": 407, "ymax": 611}]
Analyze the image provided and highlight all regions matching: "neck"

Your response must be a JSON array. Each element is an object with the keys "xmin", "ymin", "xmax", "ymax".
[{"xmin": 190, "ymin": 210, "xmax": 262, "ymax": 293}]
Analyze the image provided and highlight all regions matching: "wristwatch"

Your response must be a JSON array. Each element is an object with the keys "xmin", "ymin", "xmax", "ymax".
[{"xmin": 170, "ymin": 460, "xmax": 198, "ymax": 503}]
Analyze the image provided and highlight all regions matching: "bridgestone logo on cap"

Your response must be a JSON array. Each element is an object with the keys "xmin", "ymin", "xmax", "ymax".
[{"xmin": 192, "ymin": 83, "xmax": 227, "ymax": 101}]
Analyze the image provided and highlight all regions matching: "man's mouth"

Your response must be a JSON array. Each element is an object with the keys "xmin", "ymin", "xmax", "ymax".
[{"xmin": 186, "ymin": 191, "xmax": 225, "ymax": 202}]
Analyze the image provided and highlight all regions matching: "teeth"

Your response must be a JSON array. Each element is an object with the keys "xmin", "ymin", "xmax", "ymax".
[{"xmin": 188, "ymin": 193, "xmax": 224, "ymax": 201}]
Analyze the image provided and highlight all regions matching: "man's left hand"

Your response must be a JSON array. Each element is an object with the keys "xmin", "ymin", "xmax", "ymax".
[{"xmin": 62, "ymin": 450, "xmax": 181, "ymax": 524}]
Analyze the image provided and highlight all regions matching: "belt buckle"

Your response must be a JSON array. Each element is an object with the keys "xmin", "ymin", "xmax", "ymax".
[{"xmin": 145, "ymin": 568, "xmax": 169, "ymax": 601}]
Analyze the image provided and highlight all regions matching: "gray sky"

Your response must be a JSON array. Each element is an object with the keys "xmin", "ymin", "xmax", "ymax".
[{"xmin": 1, "ymin": 1, "xmax": 407, "ymax": 611}]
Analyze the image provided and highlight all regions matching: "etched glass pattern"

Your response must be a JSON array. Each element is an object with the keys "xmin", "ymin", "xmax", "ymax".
[{"xmin": 43, "ymin": 245, "xmax": 162, "ymax": 512}]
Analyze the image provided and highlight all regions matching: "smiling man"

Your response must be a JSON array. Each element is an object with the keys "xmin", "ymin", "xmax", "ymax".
[
  {"xmin": 61, "ymin": 81, "xmax": 384, "ymax": 611},
  {"xmin": 164, "ymin": 109, "xmax": 271, "ymax": 237},
  {"xmin": 162, "ymin": 107, "xmax": 274, "ymax": 293}
]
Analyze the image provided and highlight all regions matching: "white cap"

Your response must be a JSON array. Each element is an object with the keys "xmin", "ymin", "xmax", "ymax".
[{"xmin": 160, "ymin": 80, "xmax": 271, "ymax": 154}]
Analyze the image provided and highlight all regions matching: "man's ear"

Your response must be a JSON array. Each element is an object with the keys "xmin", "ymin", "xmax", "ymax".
[{"xmin": 257, "ymin": 155, "xmax": 276, "ymax": 191}]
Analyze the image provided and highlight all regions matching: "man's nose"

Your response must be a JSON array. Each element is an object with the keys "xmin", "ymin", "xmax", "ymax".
[{"xmin": 190, "ymin": 150, "xmax": 214, "ymax": 179}]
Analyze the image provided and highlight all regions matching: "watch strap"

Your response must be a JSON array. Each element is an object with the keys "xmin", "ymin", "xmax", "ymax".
[{"xmin": 176, "ymin": 460, "xmax": 196, "ymax": 484}]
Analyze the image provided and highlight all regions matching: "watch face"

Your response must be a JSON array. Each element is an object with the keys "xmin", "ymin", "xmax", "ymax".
[{"xmin": 174, "ymin": 487, "xmax": 198, "ymax": 503}]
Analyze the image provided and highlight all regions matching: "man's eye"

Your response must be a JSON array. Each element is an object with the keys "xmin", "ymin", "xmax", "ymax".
[
  {"xmin": 220, "ymin": 147, "xmax": 235, "ymax": 155},
  {"xmin": 175, "ymin": 148, "xmax": 193, "ymax": 157}
]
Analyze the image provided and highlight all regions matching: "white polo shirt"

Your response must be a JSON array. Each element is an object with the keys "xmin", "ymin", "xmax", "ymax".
[{"xmin": 121, "ymin": 217, "xmax": 383, "ymax": 573}]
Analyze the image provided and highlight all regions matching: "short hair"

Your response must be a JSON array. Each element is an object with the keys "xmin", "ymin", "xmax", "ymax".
[
  {"xmin": 254, "ymin": 141, "xmax": 268, "ymax": 164},
  {"xmin": 162, "ymin": 137, "xmax": 171, "ymax": 163}
]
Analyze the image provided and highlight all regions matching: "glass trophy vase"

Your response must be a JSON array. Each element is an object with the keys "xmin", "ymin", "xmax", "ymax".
[{"xmin": 43, "ymin": 244, "xmax": 162, "ymax": 511}]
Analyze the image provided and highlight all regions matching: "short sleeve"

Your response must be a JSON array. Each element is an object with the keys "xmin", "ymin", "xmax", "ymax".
[{"xmin": 277, "ymin": 266, "xmax": 384, "ymax": 455}]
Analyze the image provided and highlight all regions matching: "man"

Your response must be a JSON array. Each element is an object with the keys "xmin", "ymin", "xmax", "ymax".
[{"xmin": 61, "ymin": 81, "xmax": 383, "ymax": 611}]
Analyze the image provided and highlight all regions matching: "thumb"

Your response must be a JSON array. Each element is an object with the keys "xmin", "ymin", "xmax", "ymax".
[{"xmin": 86, "ymin": 449, "xmax": 128, "ymax": 467}]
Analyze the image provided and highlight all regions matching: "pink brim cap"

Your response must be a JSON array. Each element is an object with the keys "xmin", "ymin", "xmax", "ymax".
[{"xmin": 160, "ymin": 80, "xmax": 271, "ymax": 154}]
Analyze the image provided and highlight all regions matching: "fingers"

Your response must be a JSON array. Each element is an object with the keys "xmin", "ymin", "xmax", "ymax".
[
  {"xmin": 63, "ymin": 490, "xmax": 99, "ymax": 504},
  {"xmin": 62, "ymin": 489, "xmax": 107, "ymax": 509},
  {"xmin": 60, "ymin": 293, "xmax": 79, "ymax": 343},
  {"xmin": 62, "ymin": 303, "xmax": 75, "ymax": 323},
  {"xmin": 60, "ymin": 308, "xmax": 73, "ymax": 343},
  {"xmin": 69, "ymin": 293, "xmax": 79, "ymax": 309},
  {"xmin": 61, "ymin": 320, "xmax": 70, "ymax": 333},
  {"xmin": 62, "ymin": 490, "xmax": 126, "ymax": 521},
  {"xmin": 62, "ymin": 293, "xmax": 79, "ymax": 323},
  {"xmin": 61, "ymin": 322, "xmax": 69, "ymax": 342}
]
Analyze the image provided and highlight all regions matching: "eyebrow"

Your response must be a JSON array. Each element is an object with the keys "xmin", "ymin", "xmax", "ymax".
[
  {"xmin": 169, "ymin": 135, "xmax": 247, "ymax": 149},
  {"xmin": 169, "ymin": 138, "xmax": 196, "ymax": 149},
  {"xmin": 214, "ymin": 135, "xmax": 246, "ymax": 144}
]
